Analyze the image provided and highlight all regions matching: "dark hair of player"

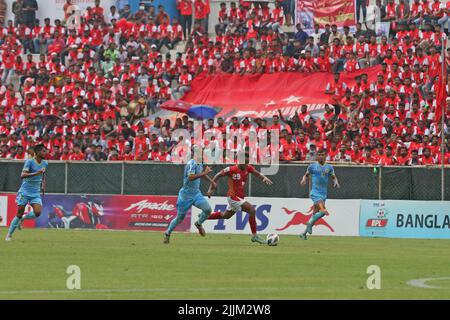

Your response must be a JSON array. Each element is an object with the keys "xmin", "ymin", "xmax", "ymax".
[{"xmin": 34, "ymin": 144, "xmax": 45, "ymax": 153}]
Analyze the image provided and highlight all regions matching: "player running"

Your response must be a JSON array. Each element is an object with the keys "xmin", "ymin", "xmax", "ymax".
[
  {"xmin": 206, "ymin": 151, "xmax": 273, "ymax": 244},
  {"xmin": 163, "ymin": 148, "xmax": 215, "ymax": 244},
  {"xmin": 299, "ymin": 149, "xmax": 340, "ymax": 240},
  {"xmin": 5, "ymin": 144, "xmax": 48, "ymax": 241}
]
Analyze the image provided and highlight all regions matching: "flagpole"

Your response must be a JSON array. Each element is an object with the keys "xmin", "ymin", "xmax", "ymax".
[{"xmin": 441, "ymin": 40, "xmax": 446, "ymax": 201}]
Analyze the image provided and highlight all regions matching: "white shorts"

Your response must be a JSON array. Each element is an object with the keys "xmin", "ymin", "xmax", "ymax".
[{"xmin": 226, "ymin": 196, "xmax": 246, "ymax": 212}]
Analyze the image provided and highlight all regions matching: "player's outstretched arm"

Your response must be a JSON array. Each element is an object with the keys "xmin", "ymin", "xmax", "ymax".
[
  {"xmin": 252, "ymin": 170, "xmax": 273, "ymax": 185},
  {"xmin": 21, "ymin": 168, "xmax": 46, "ymax": 179},
  {"xmin": 188, "ymin": 166, "xmax": 212, "ymax": 181},
  {"xmin": 300, "ymin": 172, "xmax": 310, "ymax": 186},
  {"xmin": 207, "ymin": 170, "xmax": 225, "ymax": 197},
  {"xmin": 332, "ymin": 174, "xmax": 340, "ymax": 188},
  {"xmin": 203, "ymin": 169, "xmax": 217, "ymax": 190}
]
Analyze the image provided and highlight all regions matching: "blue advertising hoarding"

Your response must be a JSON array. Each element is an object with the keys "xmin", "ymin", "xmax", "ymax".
[{"xmin": 360, "ymin": 200, "xmax": 450, "ymax": 239}]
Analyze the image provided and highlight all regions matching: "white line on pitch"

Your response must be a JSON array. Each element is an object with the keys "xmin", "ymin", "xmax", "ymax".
[{"xmin": 406, "ymin": 277, "xmax": 450, "ymax": 289}]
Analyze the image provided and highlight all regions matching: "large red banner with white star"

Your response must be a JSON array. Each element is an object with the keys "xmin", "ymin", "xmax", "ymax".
[{"xmin": 182, "ymin": 66, "xmax": 381, "ymax": 119}]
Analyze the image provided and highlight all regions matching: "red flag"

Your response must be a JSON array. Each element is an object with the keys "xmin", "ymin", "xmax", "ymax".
[
  {"xmin": 182, "ymin": 66, "xmax": 381, "ymax": 118},
  {"xmin": 435, "ymin": 51, "xmax": 447, "ymax": 123},
  {"xmin": 160, "ymin": 100, "xmax": 191, "ymax": 113}
]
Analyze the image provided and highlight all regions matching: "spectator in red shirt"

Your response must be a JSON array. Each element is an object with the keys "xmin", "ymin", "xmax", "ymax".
[
  {"xmin": 360, "ymin": 146, "xmax": 378, "ymax": 164},
  {"xmin": 280, "ymin": 133, "xmax": 298, "ymax": 161},
  {"xmin": 91, "ymin": 0, "xmax": 105, "ymax": 22},
  {"xmin": 203, "ymin": 0, "xmax": 211, "ymax": 33},
  {"xmin": 69, "ymin": 144, "xmax": 85, "ymax": 160},
  {"xmin": 13, "ymin": 145, "xmax": 26, "ymax": 159},
  {"xmin": 420, "ymin": 147, "xmax": 436, "ymax": 165},
  {"xmin": 194, "ymin": 0, "xmax": 207, "ymax": 30},
  {"xmin": 1, "ymin": 50, "xmax": 16, "ymax": 84},
  {"xmin": 395, "ymin": 146, "xmax": 410, "ymax": 166},
  {"xmin": 379, "ymin": 146, "xmax": 398, "ymax": 166},
  {"xmin": 215, "ymin": 2, "xmax": 228, "ymax": 34},
  {"xmin": 156, "ymin": 5, "xmax": 170, "ymax": 26},
  {"xmin": 60, "ymin": 147, "xmax": 70, "ymax": 161},
  {"xmin": 177, "ymin": 0, "xmax": 193, "ymax": 40},
  {"xmin": 51, "ymin": 145, "xmax": 62, "ymax": 160}
]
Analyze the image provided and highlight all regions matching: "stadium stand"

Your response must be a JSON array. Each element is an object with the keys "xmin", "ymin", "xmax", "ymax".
[{"xmin": 0, "ymin": 0, "xmax": 449, "ymax": 165}]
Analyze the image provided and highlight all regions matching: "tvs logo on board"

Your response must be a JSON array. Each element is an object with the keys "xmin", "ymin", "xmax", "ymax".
[
  {"xmin": 212, "ymin": 204, "xmax": 270, "ymax": 231},
  {"xmin": 276, "ymin": 207, "xmax": 334, "ymax": 232}
]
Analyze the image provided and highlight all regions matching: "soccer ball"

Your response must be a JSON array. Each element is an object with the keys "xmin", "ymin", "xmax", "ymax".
[{"xmin": 266, "ymin": 233, "xmax": 279, "ymax": 246}]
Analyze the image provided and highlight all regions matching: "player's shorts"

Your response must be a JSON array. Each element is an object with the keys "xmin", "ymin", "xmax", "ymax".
[
  {"xmin": 310, "ymin": 193, "xmax": 326, "ymax": 205},
  {"xmin": 226, "ymin": 196, "xmax": 246, "ymax": 212},
  {"xmin": 177, "ymin": 191, "xmax": 210, "ymax": 216},
  {"xmin": 16, "ymin": 192, "xmax": 42, "ymax": 206}
]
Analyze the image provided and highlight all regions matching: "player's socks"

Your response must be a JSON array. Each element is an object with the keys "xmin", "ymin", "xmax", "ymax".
[
  {"xmin": 166, "ymin": 214, "xmax": 184, "ymax": 235},
  {"xmin": 249, "ymin": 215, "xmax": 257, "ymax": 234},
  {"xmin": 7, "ymin": 216, "xmax": 21, "ymax": 237},
  {"xmin": 194, "ymin": 221, "xmax": 206, "ymax": 236},
  {"xmin": 249, "ymin": 216, "xmax": 266, "ymax": 244},
  {"xmin": 306, "ymin": 211, "xmax": 326, "ymax": 234},
  {"xmin": 208, "ymin": 211, "xmax": 223, "ymax": 220},
  {"xmin": 313, "ymin": 211, "xmax": 326, "ymax": 223},
  {"xmin": 197, "ymin": 211, "xmax": 210, "ymax": 225},
  {"xmin": 166, "ymin": 219, "xmax": 178, "ymax": 235}
]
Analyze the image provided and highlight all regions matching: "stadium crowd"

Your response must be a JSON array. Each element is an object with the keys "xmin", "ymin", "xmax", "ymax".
[{"xmin": 0, "ymin": 0, "xmax": 449, "ymax": 165}]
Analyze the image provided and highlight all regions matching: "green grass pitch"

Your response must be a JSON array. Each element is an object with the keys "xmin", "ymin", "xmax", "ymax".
[{"xmin": 0, "ymin": 228, "xmax": 449, "ymax": 300}]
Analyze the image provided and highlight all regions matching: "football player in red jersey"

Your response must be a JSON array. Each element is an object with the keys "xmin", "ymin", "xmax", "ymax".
[{"xmin": 206, "ymin": 150, "xmax": 273, "ymax": 244}]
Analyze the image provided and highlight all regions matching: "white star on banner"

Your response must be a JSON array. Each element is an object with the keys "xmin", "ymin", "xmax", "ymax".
[
  {"xmin": 282, "ymin": 95, "xmax": 302, "ymax": 104},
  {"xmin": 264, "ymin": 100, "xmax": 276, "ymax": 107}
]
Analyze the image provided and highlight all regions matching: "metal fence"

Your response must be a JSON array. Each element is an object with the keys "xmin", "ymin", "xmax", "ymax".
[{"xmin": 1, "ymin": 160, "xmax": 449, "ymax": 200}]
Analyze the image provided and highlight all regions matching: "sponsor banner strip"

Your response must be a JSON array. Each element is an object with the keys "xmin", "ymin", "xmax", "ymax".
[
  {"xmin": 191, "ymin": 197, "xmax": 360, "ymax": 236},
  {"xmin": 3, "ymin": 193, "xmax": 450, "ymax": 240},
  {"xmin": 0, "ymin": 194, "xmax": 189, "ymax": 232},
  {"xmin": 360, "ymin": 200, "xmax": 450, "ymax": 239}
]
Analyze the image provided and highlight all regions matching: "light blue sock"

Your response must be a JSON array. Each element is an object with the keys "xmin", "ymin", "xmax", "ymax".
[
  {"xmin": 311, "ymin": 211, "xmax": 326, "ymax": 225},
  {"xmin": 166, "ymin": 214, "xmax": 185, "ymax": 235},
  {"xmin": 23, "ymin": 211, "xmax": 36, "ymax": 220},
  {"xmin": 196, "ymin": 202, "xmax": 212, "ymax": 225},
  {"xmin": 8, "ymin": 216, "xmax": 20, "ymax": 236},
  {"xmin": 197, "ymin": 210, "xmax": 211, "ymax": 225},
  {"xmin": 306, "ymin": 211, "xmax": 326, "ymax": 234}
]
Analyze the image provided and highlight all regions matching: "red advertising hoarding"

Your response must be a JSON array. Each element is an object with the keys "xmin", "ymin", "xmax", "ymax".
[
  {"xmin": 0, "ymin": 193, "xmax": 36, "ymax": 228},
  {"xmin": 102, "ymin": 195, "xmax": 187, "ymax": 231}
]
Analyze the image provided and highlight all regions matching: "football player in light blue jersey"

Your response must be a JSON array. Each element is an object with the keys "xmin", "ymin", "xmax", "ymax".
[
  {"xmin": 300, "ymin": 149, "xmax": 340, "ymax": 240},
  {"xmin": 6, "ymin": 144, "xmax": 48, "ymax": 241},
  {"xmin": 163, "ymin": 148, "xmax": 216, "ymax": 244}
]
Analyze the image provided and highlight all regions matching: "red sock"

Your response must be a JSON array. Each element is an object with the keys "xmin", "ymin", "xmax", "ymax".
[
  {"xmin": 249, "ymin": 215, "xmax": 257, "ymax": 234},
  {"xmin": 208, "ymin": 212, "xmax": 223, "ymax": 220}
]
